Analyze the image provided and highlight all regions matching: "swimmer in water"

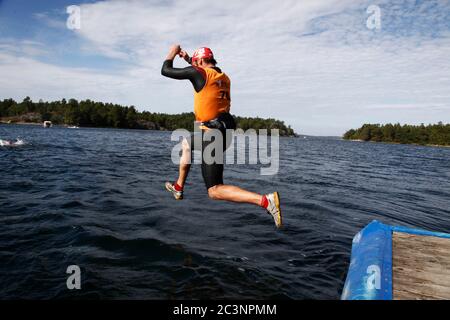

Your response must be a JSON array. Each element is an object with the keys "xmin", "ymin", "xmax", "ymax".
[
  {"xmin": 0, "ymin": 139, "xmax": 11, "ymax": 146},
  {"xmin": 0, "ymin": 139, "xmax": 24, "ymax": 146}
]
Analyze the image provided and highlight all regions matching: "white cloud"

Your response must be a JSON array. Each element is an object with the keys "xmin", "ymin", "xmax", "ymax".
[
  {"xmin": 1, "ymin": 0, "xmax": 450, "ymax": 135},
  {"xmin": 0, "ymin": 39, "xmax": 49, "ymax": 57},
  {"xmin": 33, "ymin": 11, "xmax": 67, "ymax": 29}
]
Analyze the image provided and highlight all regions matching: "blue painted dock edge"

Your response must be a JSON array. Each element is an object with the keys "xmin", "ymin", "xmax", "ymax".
[{"xmin": 341, "ymin": 220, "xmax": 450, "ymax": 300}]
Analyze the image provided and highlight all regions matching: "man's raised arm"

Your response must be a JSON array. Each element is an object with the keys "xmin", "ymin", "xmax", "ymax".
[{"xmin": 161, "ymin": 44, "xmax": 206, "ymax": 92}]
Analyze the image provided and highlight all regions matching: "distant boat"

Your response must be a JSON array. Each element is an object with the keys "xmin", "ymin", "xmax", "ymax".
[
  {"xmin": 68, "ymin": 126, "xmax": 79, "ymax": 129},
  {"xmin": 43, "ymin": 121, "xmax": 52, "ymax": 128}
]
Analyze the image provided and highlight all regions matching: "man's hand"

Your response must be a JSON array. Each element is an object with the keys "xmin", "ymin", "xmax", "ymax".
[
  {"xmin": 179, "ymin": 50, "xmax": 191, "ymax": 64},
  {"xmin": 166, "ymin": 44, "xmax": 181, "ymax": 61}
]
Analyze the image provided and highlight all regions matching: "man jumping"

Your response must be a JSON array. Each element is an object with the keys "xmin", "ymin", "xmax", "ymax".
[{"xmin": 161, "ymin": 44, "xmax": 282, "ymax": 228}]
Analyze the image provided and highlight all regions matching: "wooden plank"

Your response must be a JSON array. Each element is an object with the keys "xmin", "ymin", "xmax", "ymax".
[{"xmin": 393, "ymin": 232, "xmax": 450, "ymax": 300}]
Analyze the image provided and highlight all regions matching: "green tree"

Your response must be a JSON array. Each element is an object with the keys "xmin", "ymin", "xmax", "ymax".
[
  {"xmin": 343, "ymin": 123, "xmax": 450, "ymax": 146},
  {"xmin": 0, "ymin": 97, "xmax": 297, "ymax": 136}
]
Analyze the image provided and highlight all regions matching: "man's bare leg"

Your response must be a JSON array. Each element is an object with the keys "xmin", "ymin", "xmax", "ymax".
[
  {"xmin": 176, "ymin": 138, "xmax": 191, "ymax": 188},
  {"xmin": 207, "ymin": 184, "xmax": 262, "ymax": 206},
  {"xmin": 207, "ymin": 184, "xmax": 282, "ymax": 228},
  {"xmin": 166, "ymin": 138, "xmax": 191, "ymax": 199},
  {"xmin": 176, "ymin": 163, "xmax": 190, "ymax": 189}
]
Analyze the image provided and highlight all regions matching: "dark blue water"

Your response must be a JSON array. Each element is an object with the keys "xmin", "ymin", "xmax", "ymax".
[{"xmin": 1, "ymin": 124, "xmax": 449, "ymax": 299}]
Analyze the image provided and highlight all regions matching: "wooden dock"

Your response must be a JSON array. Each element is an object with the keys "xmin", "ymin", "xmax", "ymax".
[{"xmin": 393, "ymin": 232, "xmax": 450, "ymax": 300}]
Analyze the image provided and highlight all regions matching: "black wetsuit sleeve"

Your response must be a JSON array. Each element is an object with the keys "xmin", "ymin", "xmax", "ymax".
[{"xmin": 161, "ymin": 60, "xmax": 205, "ymax": 92}]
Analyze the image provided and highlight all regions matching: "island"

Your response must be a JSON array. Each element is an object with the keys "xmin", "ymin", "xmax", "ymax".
[
  {"xmin": 0, "ymin": 97, "xmax": 296, "ymax": 137},
  {"xmin": 343, "ymin": 123, "xmax": 450, "ymax": 147}
]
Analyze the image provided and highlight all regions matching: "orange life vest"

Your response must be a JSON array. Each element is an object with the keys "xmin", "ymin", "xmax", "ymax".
[{"xmin": 194, "ymin": 67, "xmax": 231, "ymax": 122}]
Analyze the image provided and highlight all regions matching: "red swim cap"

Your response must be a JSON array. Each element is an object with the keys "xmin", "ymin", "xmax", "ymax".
[{"xmin": 192, "ymin": 47, "xmax": 214, "ymax": 62}]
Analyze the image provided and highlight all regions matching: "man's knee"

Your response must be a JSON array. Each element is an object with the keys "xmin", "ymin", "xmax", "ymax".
[{"xmin": 208, "ymin": 185, "xmax": 221, "ymax": 200}]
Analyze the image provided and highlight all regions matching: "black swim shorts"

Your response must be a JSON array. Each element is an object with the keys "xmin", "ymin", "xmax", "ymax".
[{"xmin": 187, "ymin": 113, "xmax": 236, "ymax": 190}]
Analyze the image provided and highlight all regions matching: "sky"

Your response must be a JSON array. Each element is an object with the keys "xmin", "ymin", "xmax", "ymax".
[{"xmin": 0, "ymin": 0, "xmax": 449, "ymax": 136}]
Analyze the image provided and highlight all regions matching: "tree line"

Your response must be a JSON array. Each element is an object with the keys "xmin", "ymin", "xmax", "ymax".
[
  {"xmin": 343, "ymin": 123, "xmax": 450, "ymax": 146},
  {"xmin": 0, "ymin": 97, "xmax": 296, "ymax": 136}
]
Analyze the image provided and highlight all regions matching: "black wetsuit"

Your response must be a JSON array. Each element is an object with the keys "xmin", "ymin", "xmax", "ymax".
[
  {"xmin": 161, "ymin": 60, "xmax": 206, "ymax": 92},
  {"xmin": 161, "ymin": 60, "xmax": 236, "ymax": 189}
]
